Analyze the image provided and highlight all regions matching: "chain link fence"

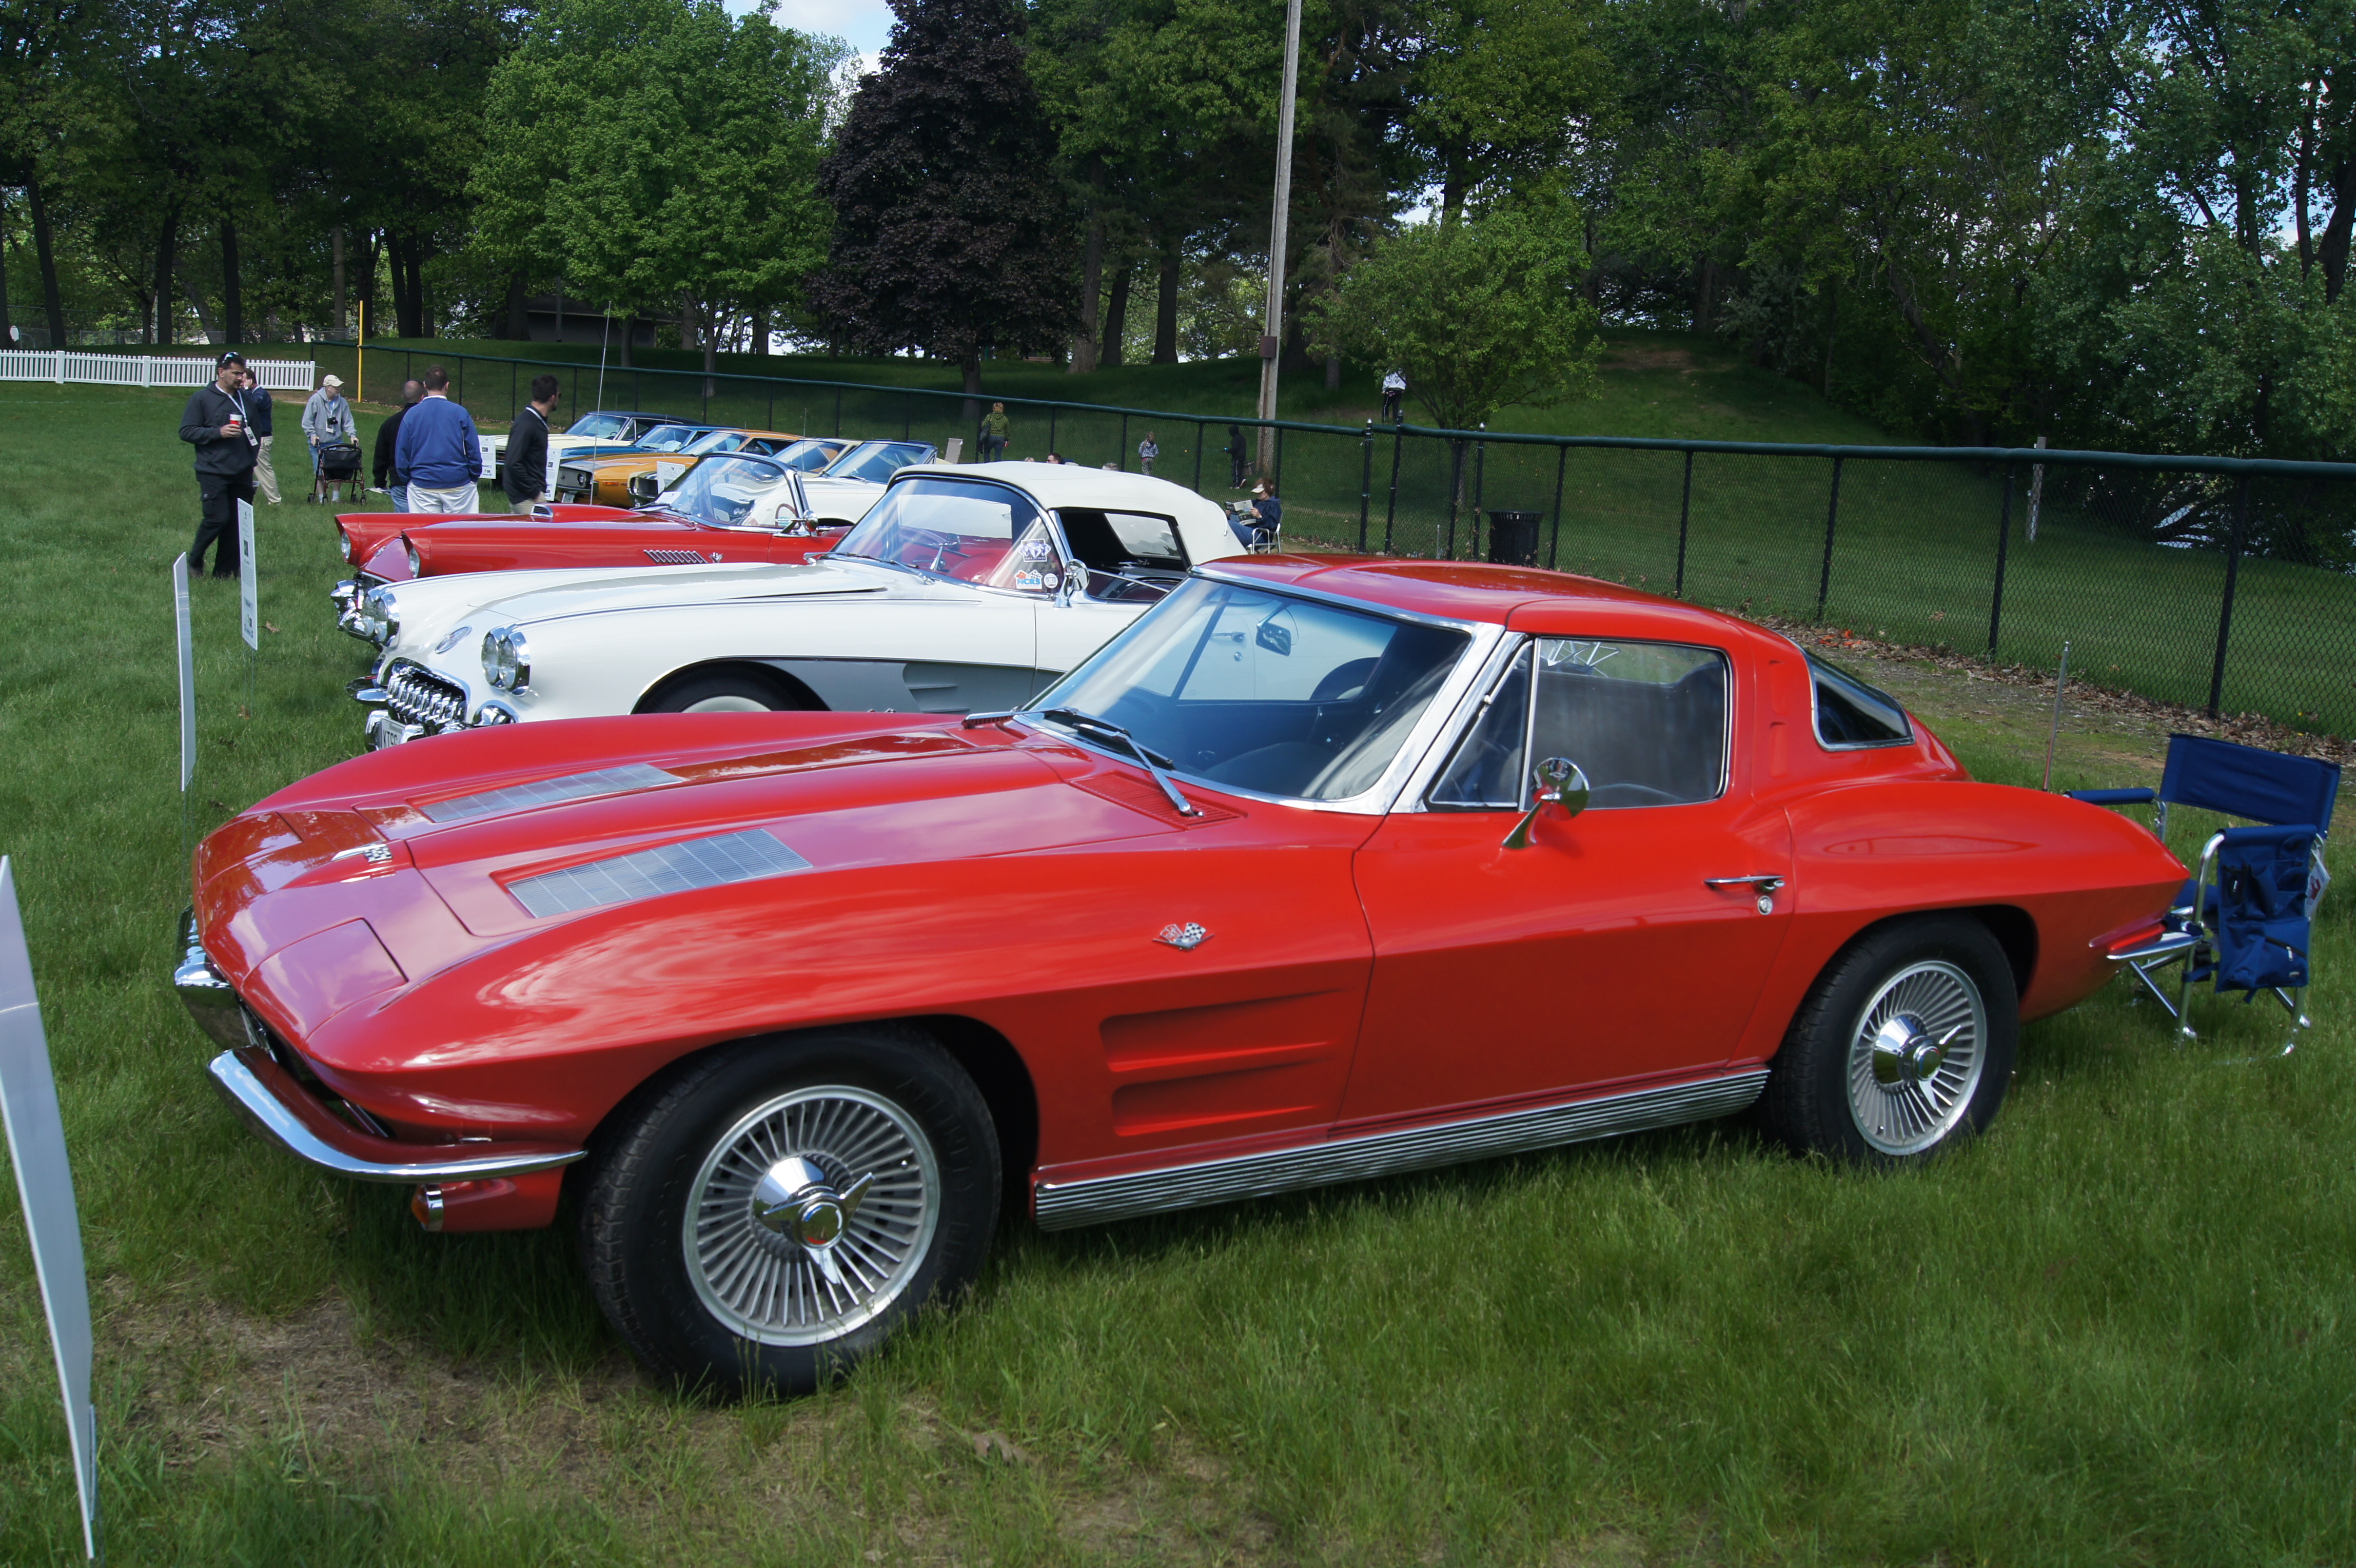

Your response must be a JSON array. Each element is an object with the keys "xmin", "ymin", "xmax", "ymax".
[{"xmin": 318, "ymin": 343, "xmax": 2356, "ymax": 741}]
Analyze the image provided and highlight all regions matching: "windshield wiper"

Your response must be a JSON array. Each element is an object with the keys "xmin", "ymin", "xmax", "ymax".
[{"xmin": 1038, "ymin": 708, "xmax": 1201, "ymax": 817}]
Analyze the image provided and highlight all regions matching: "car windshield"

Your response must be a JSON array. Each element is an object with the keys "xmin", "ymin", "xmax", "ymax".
[
  {"xmin": 775, "ymin": 439, "xmax": 845, "ymax": 472},
  {"xmin": 566, "ymin": 413, "xmax": 630, "ymax": 441},
  {"xmin": 828, "ymin": 441, "xmax": 932, "ymax": 484},
  {"xmin": 1030, "ymin": 578, "xmax": 1472, "ymax": 802},
  {"xmin": 636, "ymin": 424, "xmax": 707, "ymax": 454},
  {"xmin": 833, "ymin": 476, "xmax": 1061, "ymax": 590},
  {"xmin": 683, "ymin": 429, "xmax": 747, "ymax": 456},
  {"xmin": 658, "ymin": 454, "xmax": 803, "ymax": 530}
]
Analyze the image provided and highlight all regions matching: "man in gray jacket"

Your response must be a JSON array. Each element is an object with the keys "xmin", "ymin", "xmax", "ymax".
[
  {"xmin": 301, "ymin": 374, "xmax": 356, "ymax": 502},
  {"xmin": 178, "ymin": 351, "xmax": 258, "ymax": 578}
]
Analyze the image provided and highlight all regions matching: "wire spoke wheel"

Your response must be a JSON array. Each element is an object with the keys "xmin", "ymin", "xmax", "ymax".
[
  {"xmin": 1843, "ymin": 959, "xmax": 1987, "ymax": 1157},
  {"xmin": 684, "ymin": 1086, "xmax": 940, "ymax": 1346}
]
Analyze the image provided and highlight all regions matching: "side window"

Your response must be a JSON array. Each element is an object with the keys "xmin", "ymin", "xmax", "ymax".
[
  {"xmin": 1529, "ymin": 639, "xmax": 1727, "ymax": 808},
  {"xmin": 1809, "ymin": 654, "xmax": 1911, "ymax": 747},
  {"xmin": 1430, "ymin": 645, "xmax": 1533, "ymax": 809}
]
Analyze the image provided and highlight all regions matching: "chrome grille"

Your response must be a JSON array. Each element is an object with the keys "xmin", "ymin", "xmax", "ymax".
[
  {"xmin": 421, "ymin": 763, "xmax": 679, "ymax": 824},
  {"xmin": 383, "ymin": 663, "xmax": 470, "ymax": 731},
  {"xmin": 507, "ymin": 829, "xmax": 811, "ymax": 918}
]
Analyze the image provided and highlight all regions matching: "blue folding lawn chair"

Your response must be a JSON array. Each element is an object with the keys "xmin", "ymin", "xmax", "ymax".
[{"xmin": 2071, "ymin": 733, "xmax": 2338, "ymax": 1050}]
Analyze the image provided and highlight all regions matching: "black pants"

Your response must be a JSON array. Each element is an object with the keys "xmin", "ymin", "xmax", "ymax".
[
  {"xmin": 1380, "ymin": 391, "xmax": 1402, "ymax": 423},
  {"xmin": 193, "ymin": 469, "xmax": 256, "ymax": 577},
  {"xmin": 1229, "ymin": 452, "xmax": 1247, "ymax": 488}
]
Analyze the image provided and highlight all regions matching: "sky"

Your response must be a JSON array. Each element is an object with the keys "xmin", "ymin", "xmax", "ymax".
[{"xmin": 728, "ymin": 0, "xmax": 894, "ymax": 66}]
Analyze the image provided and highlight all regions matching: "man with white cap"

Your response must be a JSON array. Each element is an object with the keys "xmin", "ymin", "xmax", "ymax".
[{"xmin": 301, "ymin": 373, "xmax": 356, "ymax": 502}]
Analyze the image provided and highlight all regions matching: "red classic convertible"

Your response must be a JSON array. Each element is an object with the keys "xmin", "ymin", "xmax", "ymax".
[
  {"xmin": 330, "ymin": 452, "xmax": 855, "ymax": 638},
  {"xmin": 178, "ymin": 558, "xmax": 2186, "ymax": 1394}
]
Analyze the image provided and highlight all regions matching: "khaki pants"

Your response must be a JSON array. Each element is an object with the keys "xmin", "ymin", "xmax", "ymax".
[
  {"xmin": 252, "ymin": 435, "xmax": 280, "ymax": 503},
  {"xmin": 407, "ymin": 482, "xmax": 480, "ymax": 514}
]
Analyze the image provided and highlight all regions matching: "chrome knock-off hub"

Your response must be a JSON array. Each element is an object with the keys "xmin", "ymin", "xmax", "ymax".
[
  {"xmin": 1870, "ymin": 1014, "xmax": 1948, "ymax": 1086},
  {"xmin": 752, "ymin": 1156, "xmax": 875, "ymax": 1283}
]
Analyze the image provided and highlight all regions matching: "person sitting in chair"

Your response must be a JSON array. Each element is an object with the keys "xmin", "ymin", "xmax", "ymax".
[{"xmin": 1228, "ymin": 480, "xmax": 1282, "ymax": 551}]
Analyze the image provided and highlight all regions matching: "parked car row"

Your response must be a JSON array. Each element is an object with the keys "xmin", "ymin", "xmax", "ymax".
[{"xmin": 171, "ymin": 426, "xmax": 2191, "ymax": 1398}]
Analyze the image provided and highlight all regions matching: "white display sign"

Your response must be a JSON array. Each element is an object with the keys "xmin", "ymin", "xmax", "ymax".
[
  {"xmin": 237, "ymin": 499, "xmax": 258, "ymax": 652},
  {"xmin": 173, "ymin": 554, "xmax": 195, "ymax": 793},
  {"xmin": 0, "ymin": 859, "xmax": 100, "ymax": 1559}
]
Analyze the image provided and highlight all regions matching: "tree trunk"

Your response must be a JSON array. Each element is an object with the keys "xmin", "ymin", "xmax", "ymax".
[
  {"xmin": 702, "ymin": 305, "xmax": 717, "ymax": 400},
  {"xmin": 750, "ymin": 305, "xmax": 769, "ymax": 357},
  {"xmin": 1821, "ymin": 276, "xmax": 1839, "ymax": 397},
  {"xmin": 28, "ymin": 180, "xmax": 66, "ymax": 347},
  {"xmin": 616, "ymin": 312, "xmax": 634, "ymax": 368},
  {"xmin": 1073, "ymin": 152, "xmax": 1106, "ymax": 373},
  {"xmin": 332, "ymin": 226, "xmax": 346, "ymax": 338},
  {"xmin": 1153, "ymin": 245, "xmax": 1179, "ymax": 364},
  {"xmin": 154, "ymin": 205, "xmax": 180, "ymax": 346},
  {"xmin": 1101, "ymin": 264, "xmax": 1131, "ymax": 367},
  {"xmin": 1691, "ymin": 255, "xmax": 1717, "ymax": 334},
  {"xmin": 502, "ymin": 269, "xmax": 528, "ymax": 340},
  {"xmin": 220, "ymin": 213, "xmax": 243, "ymax": 345},
  {"xmin": 0, "ymin": 214, "xmax": 11, "ymax": 344},
  {"xmin": 1325, "ymin": 353, "xmax": 1340, "ymax": 390},
  {"xmin": 680, "ymin": 289, "xmax": 697, "ymax": 352},
  {"xmin": 181, "ymin": 264, "xmax": 223, "ymax": 341},
  {"xmin": 1439, "ymin": 145, "xmax": 1467, "ymax": 226},
  {"xmin": 2320, "ymin": 158, "xmax": 2355, "ymax": 304}
]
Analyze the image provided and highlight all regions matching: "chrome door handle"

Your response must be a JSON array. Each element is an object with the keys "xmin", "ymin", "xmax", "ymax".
[{"xmin": 1705, "ymin": 874, "xmax": 1786, "ymax": 914}]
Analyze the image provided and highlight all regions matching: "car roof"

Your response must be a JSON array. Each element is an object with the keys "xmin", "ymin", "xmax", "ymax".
[
  {"xmin": 890, "ymin": 461, "xmax": 1241, "ymax": 564},
  {"xmin": 1208, "ymin": 556, "xmax": 1792, "ymax": 648}
]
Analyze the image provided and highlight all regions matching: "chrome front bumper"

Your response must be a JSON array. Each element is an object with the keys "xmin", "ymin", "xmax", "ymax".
[
  {"xmin": 175, "ymin": 910, "xmax": 585, "ymax": 1182},
  {"xmin": 354, "ymin": 663, "xmax": 516, "ymax": 749}
]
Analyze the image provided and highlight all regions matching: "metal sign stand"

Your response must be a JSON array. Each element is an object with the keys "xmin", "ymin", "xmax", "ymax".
[
  {"xmin": 0, "ymin": 859, "xmax": 101, "ymax": 1560},
  {"xmin": 173, "ymin": 555, "xmax": 195, "ymax": 864},
  {"xmin": 237, "ymin": 500, "xmax": 258, "ymax": 716}
]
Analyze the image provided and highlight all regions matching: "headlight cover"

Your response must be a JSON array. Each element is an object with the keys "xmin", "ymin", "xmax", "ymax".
[
  {"xmin": 337, "ymin": 524, "xmax": 354, "ymax": 562},
  {"xmin": 403, "ymin": 536, "xmax": 421, "ymax": 578},
  {"xmin": 482, "ymin": 626, "xmax": 532, "ymax": 692},
  {"xmin": 360, "ymin": 586, "xmax": 400, "ymax": 646}
]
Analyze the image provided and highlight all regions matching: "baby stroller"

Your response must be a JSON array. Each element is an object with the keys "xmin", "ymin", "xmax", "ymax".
[{"xmin": 314, "ymin": 441, "xmax": 364, "ymax": 504}]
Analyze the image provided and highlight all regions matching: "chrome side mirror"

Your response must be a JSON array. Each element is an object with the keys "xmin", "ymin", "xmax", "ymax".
[{"xmin": 1502, "ymin": 756, "xmax": 1590, "ymax": 850}]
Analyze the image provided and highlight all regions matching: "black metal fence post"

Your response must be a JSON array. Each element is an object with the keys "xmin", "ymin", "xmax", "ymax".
[
  {"xmin": 1815, "ymin": 456, "xmax": 1845, "ymax": 621},
  {"xmin": 1384, "ymin": 425, "xmax": 1403, "ymax": 553},
  {"xmin": 2208, "ymin": 474, "xmax": 2251, "ymax": 717},
  {"xmin": 1444, "ymin": 439, "xmax": 1466, "ymax": 559},
  {"xmin": 1987, "ymin": 464, "xmax": 2015, "ymax": 657},
  {"xmin": 902, "ymin": 393, "xmax": 912, "ymax": 440},
  {"xmin": 1358, "ymin": 421, "xmax": 1374, "ymax": 550},
  {"xmin": 1273, "ymin": 426, "xmax": 1284, "ymax": 490},
  {"xmin": 1470, "ymin": 424, "xmax": 1487, "ymax": 558},
  {"xmin": 1194, "ymin": 420, "xmax": 1205, "ymax": 492},
  {"xmin": 1049, "ymin": 407, "xmax": 1058, "ymax": 456},
  {"xmin": 1674, "ymin": 449, "xmax": 1694, "ymax": 598},
  {"xmin": 1119, "ymin": 413, "xmax": 1129, "ymax": 471},
  {"xmin": 1547, "ymin": 443, "xmax": 1568, "ymax": 569},
  {"xmin": 767, "ymin": 388, "xmax": 774, "ymax": 430},
  {"xmin": 509, "ymin": 361, "xmax": 517, "ymax": 418},
  {"xmin": 834, "ymin": 388, "xmax": 842, "ymax": 437}
]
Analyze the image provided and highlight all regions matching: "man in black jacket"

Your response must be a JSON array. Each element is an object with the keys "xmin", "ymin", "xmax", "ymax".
[
  {"xmin": 178, "ymin": 351, "xmax": 257, "ymax": 578},
  {"xmin": 240, "ymin": 365, "xmax": 280, "ymax": 503},
  {"xmin": 501, "ymin": 374, "xmax": 560, "ymax": 511},
  {"xmin": 371, "ymin": 380, "xmax": 424, "ymax": 511}
]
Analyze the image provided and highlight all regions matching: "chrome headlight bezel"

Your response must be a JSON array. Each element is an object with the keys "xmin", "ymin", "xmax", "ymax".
[
  {"xmin": 482, "ymin": 626, "xmax": 532, "ymax": 692},
  {"xmin": 360, "ymin": 586, "xmax": 400, "ymax": 646}
]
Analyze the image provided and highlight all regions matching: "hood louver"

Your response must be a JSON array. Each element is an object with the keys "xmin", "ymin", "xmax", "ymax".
[
  {"xmin": 506, "ymin": 829, "xmax": 811, "ymax": 918},
  {"xmin": 420, "ymin": 763, "xmax": 680, "ymax": 824}
]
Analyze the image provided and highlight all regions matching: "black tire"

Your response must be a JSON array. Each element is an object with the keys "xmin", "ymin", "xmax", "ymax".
[
  {"xmin": 580, "ymin": 1026, "xmax": 1000, "ymax": 1398},
  {"xmin": 641, "ymin": 667, "xmax": 815, "ymax": 715},
  {"xmin": 1756, "ymin": 915, "xmax": 2018, "ymax": 1165}
]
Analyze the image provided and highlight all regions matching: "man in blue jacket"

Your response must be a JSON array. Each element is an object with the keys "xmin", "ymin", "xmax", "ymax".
[{"xmin": 392, "ymin": 365, "xmax": 483, "ymax": 513}]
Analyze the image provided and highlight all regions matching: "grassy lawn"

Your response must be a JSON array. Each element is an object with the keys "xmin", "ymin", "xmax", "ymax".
[{"xmin": 2, "ymin": 381, "xmax": 2353, "ymax": 1563}]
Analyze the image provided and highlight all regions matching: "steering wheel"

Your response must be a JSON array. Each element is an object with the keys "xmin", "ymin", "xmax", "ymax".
[{"xmin": 894, "ymin": 527, "xmax": 962, "ymax": 570}]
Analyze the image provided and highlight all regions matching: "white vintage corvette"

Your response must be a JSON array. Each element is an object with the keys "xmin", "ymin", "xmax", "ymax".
[{"xmin": 351, "ymin": 463, "xmax": 1248, "ymax": 749}]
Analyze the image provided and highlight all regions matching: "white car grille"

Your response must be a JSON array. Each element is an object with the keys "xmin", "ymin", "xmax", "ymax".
[{"xmin": 384, "ymin": 663, "xmax": 470, "ymax": 730}]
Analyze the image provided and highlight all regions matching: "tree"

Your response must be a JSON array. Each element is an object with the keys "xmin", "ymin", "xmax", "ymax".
[
  {"xmin": 1306, "ymin": 195, "xmax": 1601, "ymax": 429},
  {"xmin": 809, "ymin": 0, "xmax": 1076, "ymax": 395}
]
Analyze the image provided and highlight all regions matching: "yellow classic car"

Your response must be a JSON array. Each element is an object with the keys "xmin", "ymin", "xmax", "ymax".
[{"xmin": 553, "ymin": 428, "xmax": 852, "ymax": 506}]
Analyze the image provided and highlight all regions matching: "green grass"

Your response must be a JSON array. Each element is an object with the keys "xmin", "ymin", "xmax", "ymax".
[
  {"xmin": 294, "ymin": 332, "xmax": 2356, "ymax": 738},
  {"xmin": 1, "ymin": 381, "xmax": 2353, "ymax": 1563}
]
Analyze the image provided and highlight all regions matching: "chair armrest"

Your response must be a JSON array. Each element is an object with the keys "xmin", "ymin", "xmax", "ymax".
[{"xmin": 2067, "ymin": 788, "xmax": 2157, "ymax": 806}]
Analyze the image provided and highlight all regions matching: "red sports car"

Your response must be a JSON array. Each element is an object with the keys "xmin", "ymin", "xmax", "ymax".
[
  {"xmin": 178, "ymin": 558, "xmax": 2186, "ymax": 1395},
  {"xmin": 331, "ymin": 452, "xmax": 854, "ymax": 639}
]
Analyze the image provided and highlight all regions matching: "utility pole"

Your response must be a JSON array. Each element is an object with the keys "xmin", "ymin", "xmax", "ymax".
[{"xmin": 1255, "ymin": 0, "xmax": 1303, "ymax": 481}]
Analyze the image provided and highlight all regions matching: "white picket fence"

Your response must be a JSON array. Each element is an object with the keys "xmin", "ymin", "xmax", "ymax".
[{"xmin": 0, "ymin": 350, "xmax": 318, "ymax": 393}]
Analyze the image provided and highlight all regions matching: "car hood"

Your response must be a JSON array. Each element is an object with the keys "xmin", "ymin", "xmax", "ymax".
[
  {"xmin": 377, "ymin": 556, "xmax": 898, "ymax": 661},
  {"xmin": 193, "ymin": 713, "xmax": 1196, "ymax": 1038}
]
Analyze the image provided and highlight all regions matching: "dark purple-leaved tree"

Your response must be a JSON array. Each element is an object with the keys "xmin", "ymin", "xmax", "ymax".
[{"xmin": 811, "ymin": 0, "xmax": 1075, "ymax": 396}]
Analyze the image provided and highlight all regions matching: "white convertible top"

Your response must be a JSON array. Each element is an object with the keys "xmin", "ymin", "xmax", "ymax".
[{"xmin": 893, "ymin": 461, "xmax": 1244, "ymax": 565}]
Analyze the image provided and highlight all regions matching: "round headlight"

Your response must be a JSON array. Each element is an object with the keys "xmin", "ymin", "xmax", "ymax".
[
  {"xmin": 403, "ymin": 537, "xmax": 421, "ymax": 578},
  {"xmin": 337, "ymin": 525, "xmax": 354, "ymax": 562},
  {"xmin": 361, "ymin": 586, "xmax": 400, "ymax": 646},
  {"xmin": 481, "ymin": 627, "xmax": 531, "ymax": 692}
]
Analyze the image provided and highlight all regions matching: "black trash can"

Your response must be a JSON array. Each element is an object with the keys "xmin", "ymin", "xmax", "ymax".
[{"xmin": 1487, "ymin": 509, "xmax": 1543, "ymax": 566}]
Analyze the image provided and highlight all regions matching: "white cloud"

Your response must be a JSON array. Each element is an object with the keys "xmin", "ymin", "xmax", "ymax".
[{"xmin": 725, "ymin": 0, "xmax": 894, "ymax": 57}]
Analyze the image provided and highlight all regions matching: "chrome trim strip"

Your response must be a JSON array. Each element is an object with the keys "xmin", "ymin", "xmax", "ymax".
[
  {"xmin": 207, "ymin": 1049, "xmax": 586, "ymax": 1182},
  {"xmin": 1033, "ymin": 1068, "xmax": 1771, "ymax": 1229}
]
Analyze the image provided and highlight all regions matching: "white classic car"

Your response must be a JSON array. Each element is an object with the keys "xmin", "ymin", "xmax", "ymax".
[{"xmin": 350, "ymin": 463, "xmax": 1248, "ymax": 749}]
